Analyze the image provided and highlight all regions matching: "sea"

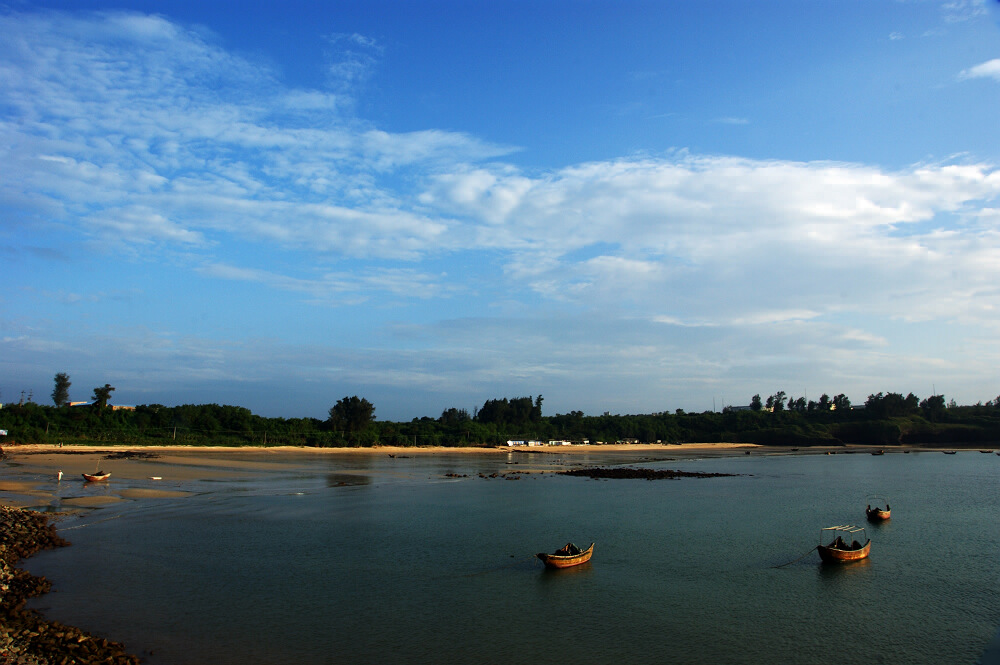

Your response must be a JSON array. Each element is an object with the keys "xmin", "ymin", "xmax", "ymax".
[{"xmin": 20, "ymin": 449, "xmax": 1000, "ymax": 665}]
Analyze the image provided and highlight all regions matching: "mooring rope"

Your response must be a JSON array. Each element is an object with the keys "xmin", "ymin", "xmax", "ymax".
[
  {"xmin": 459, "ymin": 554, "xmax": 539, "ymax": 578},
  {"xmin": 772, "ymin": 545, "xmax": 818, "ymax": 568},
  {"xmin": 59, "ymin": 513, "xmax": 123, "ymax": 531}
]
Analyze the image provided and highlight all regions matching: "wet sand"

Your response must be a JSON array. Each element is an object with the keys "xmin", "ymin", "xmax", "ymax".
[
  {"xmin": 0, "ymin": 441, "xmax": 938, "ymax": 509},
  {"xmin": 0, "ymin": 442, "xmax": 759, "ymax": 506}
]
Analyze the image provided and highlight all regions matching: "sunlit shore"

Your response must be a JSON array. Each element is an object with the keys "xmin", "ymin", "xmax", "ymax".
[
  {"xmin": 0, "ymin": 441, "xmax": 984, "ymax": 509},
  {"xmin": 4, "ymin": 443, "xmax": 761, "ymax": 455},
  {"xmin": 0, "ymin": 442, "xmax": 758, "ymax": 506}
]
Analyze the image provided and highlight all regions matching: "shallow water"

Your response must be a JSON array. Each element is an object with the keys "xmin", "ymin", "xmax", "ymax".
[{"xmin": 21, "ymin": 450, "xmax": 1000, "ymax": 665}]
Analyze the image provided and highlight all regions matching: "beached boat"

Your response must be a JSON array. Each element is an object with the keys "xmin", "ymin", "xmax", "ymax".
[
  {"xmin": 817, "ymin": 525, "xmax": 870, "ymax": 563},
  {"xmin": 536, "ymin": 542, "xmax": 594, "ymax": 569},
  {"xmin": 865, "ymin": 495, "xmax": 890, "ymax": 521},
  {"xmin": 82, "ymin": 471, "xmax": 110, "ymax": 482},
  {"xmin": 871, "ymin": 449, "xmax": 884, "ymax": 455},
  {"xmin": 943, "ymin": 451, "xmax": 957, "ymax": 454}
]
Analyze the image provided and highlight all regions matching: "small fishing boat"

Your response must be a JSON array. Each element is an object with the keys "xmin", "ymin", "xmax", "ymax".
[
  {"xmin": 980, "ymin": 450, "xmax": 993, "ymax": 454},
  {"xmin": 82, "ymin": 471, "xmax": 110, "ymax": 482},
  {"xmin": 536, "ymin": 542, "xmax": 594, "ymax": 569},
  {"xmin": 817, "ymin": 525, "xmax": 870, "ymax": 563},
  {"xmin": 943, "ymin": 451, "xmax": 957, "ymax": 454},
  {"xmin": 865, "ymin": 494, "xmax": 891, "ymax": 521},
  {"xmin": 871, "ymin": 449, "xmax": 884, "ymax": 455}
]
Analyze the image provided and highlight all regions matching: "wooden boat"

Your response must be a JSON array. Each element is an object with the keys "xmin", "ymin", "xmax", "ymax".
[
  {"xmin": 871, "ymin": 450, "xmax": 884, "ymax": 455},
  {"xmin": 82, "ymin": 471, "xmax": 110, "ymax": 482},
  {"xmin": 817, "ymin": 525, "xmax": 870, "ymax": 563},
  {"xmin": 865, "ymin": 494, "xmax": 890, "ymax": 521},
  {"xmin": 536, "ymin": 542, "xmax": 594, "ymax": 569},
  {"xmin": 943, "ymin": 450, "xmax": 957, "ymax": 454}
]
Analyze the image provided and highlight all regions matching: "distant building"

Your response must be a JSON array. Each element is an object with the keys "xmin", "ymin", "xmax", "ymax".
[{"xmin": 69, "ymin": 402, "xmax": 135, "ymax": 411}]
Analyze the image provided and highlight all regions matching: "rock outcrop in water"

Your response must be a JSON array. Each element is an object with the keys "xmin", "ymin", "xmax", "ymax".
[
  {"xmin": 560, "ymin": 467, "xmax": 738, "ymax": 480},
  {"xmin": 0, "ymin": 506, "xmax": 140, "ymax": 664}
]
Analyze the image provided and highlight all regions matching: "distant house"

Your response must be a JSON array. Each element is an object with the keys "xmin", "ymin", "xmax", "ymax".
[
  {"xmin": 69, "ymin": 401, "xmax": 135, "ymax": 411},
  {"xmin": 506, "ymin": 440, "xmax": 526, "ymax": 447}
]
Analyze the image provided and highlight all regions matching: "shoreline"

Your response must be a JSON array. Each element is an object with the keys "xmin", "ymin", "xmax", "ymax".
[{"xmin": 5, "ymin": 441, "xmax": 759, "ymax": 454}]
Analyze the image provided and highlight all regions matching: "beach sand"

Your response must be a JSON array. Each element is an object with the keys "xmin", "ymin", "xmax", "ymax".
[{"xmin": 0, "ymin": 442, "xmax": 762, "ymax": 506}]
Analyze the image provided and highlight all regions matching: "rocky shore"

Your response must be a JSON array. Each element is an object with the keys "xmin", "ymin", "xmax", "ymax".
[{"xmin": 0, "ymin": 506, "xmax": 140, "ymax": 665}]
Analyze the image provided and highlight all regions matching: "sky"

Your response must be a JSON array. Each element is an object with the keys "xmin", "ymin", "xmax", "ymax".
[{"xmin": 3, "ymin": 0, "xmax": 1000, "ymax": 421}]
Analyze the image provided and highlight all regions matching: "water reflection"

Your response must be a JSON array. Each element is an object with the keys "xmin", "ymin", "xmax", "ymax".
[
  {"xmin": 537, "ymin": 561, "xmax": 594, "ymax": 582},
  {"xmin": 818, "ymin": 556, "xmax": 872, "ymax": 578}
]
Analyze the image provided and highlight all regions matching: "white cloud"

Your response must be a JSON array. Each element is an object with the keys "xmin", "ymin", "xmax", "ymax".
[
  {"xmin": 959, "ymin": 58, "xmax": 1000, "ymax": 81},
  {"xmin": 0, "ymin": 10, "xmax": 510, "ymax": 261}
]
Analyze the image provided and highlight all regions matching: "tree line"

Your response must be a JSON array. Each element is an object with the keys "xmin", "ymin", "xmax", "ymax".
[{"xmin": 0, "ymin": 373, "xmax": 999, "ymax": 448}]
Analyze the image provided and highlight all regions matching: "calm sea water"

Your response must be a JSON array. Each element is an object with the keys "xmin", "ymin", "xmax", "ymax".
[{"xmin": 21, "ymin": 450, "xmax": 1000, "ymax": 665}]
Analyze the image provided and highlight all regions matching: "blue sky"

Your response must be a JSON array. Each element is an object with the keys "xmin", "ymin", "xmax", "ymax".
[{"xmin": 3, "ymin": 0, "xmax": 1000, "ymax": 420}]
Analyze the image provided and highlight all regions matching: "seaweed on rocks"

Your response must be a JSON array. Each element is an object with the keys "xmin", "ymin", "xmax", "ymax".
[
  {"xmin": 560, "ymin": 467, "xmax": 739, "ymax": 480},
  {"xmin": 102, "ymin": 451, "xmax": 159, "ymax": 460}
]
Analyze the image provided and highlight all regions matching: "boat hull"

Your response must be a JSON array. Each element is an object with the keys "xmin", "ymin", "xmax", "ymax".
[
  {"xmin": 537, "ymin": 543, "xmax": 594, "ymax": 569},
  {"xmin": 82, "ymin": 473, "xmax": 110, "ymax": 482},
  {"xmin": 818, "ymin": 539, "xmax": 871, "ymax": 563},
  {"xmin": 866, "ymin": 508, "xmax": 890, "ymax": 521}
]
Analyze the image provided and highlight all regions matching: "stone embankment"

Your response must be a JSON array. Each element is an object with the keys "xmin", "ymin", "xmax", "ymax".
[{"xmin": 0, "ymin": 506, "xmax": 140, "ymax": 665}]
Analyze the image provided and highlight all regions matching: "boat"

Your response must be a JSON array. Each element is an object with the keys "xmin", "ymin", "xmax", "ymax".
[
  {"xmin": 817, "ymin": 525, "xmax": 870, "ymax": 563},
  {"xmin": 865, "ymin": 494, "xmax": 891, "ymax": 521},
  {"xmin": 943, "ymin": 451, "xmax": 957, "ymax": 455},
  {"xmin": 980, "ymin": 450, "xmax": 993, "ymax": 453},
  {"xmin": 536, "ymin": 542, "xmax": 594, "ymax": 569},
  {"xmin": 82, "ymin": 471, "xmax": 110, "ymax": 482},
  {"xmin": 871, "ymin": 450, "xmax": 884, "ymax": 455}
]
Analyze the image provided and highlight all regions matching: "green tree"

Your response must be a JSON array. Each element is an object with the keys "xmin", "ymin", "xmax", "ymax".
[
  {"xmin": 52, "ymin": 372, "xmax": 71, "ymax": 406},
  {"xmin": 750, "ymin": 394, "xmax": 762, "ymax": 411},
  {"xmin": 765, "ymin": 391, "xmax": 787, "ymax": 412},
  {"xmin": 920, "ymin": 394, "xmax": 946, "ymax": 422},
  {"xmin": 328, "ymin": 396, "xmax": 376, "ymax": 439},
  {"xmin": 92, "ymin": 383, "xmax": 115, "ymax": 409},
  {"xmin": 439, "ymin": 407, "xmax": 471, "ymax": 425}
]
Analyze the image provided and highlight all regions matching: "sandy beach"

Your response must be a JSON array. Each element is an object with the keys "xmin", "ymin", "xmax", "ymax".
[
  {"xmin": 0, "ymin": 442, "xmax": 760, "ymax": 507},
  {"xmin": 3, "ymin": 440, "xmax": 951, "ymax": 510}
]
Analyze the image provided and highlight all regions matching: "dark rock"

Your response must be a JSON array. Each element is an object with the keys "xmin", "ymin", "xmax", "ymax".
[{"xmin": 560, "ymin": 467, "xmax": 739, "ymax": 480}]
